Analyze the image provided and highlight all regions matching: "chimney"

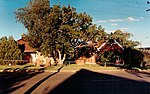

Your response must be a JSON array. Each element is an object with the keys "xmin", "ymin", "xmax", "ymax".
[{"xmin": 21, "ymin": 33, "xmax": 26, "ymax": 40}]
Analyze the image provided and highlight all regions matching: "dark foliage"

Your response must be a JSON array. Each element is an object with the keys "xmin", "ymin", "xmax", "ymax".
[{"xmin": 123, "ymin": 47, "xmax": 144, "ymax": 68}]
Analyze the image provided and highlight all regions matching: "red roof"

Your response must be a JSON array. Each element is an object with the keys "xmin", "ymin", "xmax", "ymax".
[
  {"xmin": 17, "ymin": 39, "xmax": 35, "ymax": 53},
  {"xmin": 97, "ymin": 40, "xmax": 124, "ymax": 53}
]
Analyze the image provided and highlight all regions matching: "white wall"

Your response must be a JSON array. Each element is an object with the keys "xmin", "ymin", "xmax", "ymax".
[{"xmin": 31, "ymin": 53, "xmax": 36, "ymax": 63}]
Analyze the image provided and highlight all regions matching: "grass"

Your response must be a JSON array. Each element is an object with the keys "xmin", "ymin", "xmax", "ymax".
[
  {"xmin": 0, "ymin": 65, "xmax": 23, "ymax": 70},
  {"xmin": 61, "ymin": 64, "xmax": 118, "ymax": 70},
  {"xmin": 0, "ymin": 63, "xmax": 42, "ymax": 70},
  {"xmin": 0, "ymin": 64, "xmax": 117, "ymax": 70},
  {"xmin": 0, "ymin": 63, "xmax": 149, "ymax": 72}
]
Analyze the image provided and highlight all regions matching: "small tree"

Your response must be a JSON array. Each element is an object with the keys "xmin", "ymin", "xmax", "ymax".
[
  {"xmin": 123, "ymin": 47, "xmax": 144, "ymax": 68},
  {"xmin": 0, "ymin": 36, "xmax": 22, "ymax": 65}
]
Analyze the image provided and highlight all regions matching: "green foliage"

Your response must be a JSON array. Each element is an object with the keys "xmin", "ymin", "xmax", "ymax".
[
  {"xmin": 97, "ymin": 30, "xmax": 140, "ymax": 66},
  {"xmin": 15, "ymin": 0, "xmax": 99, "ymax": 60},
  {"xmin": 123, "ymin": 47, "xmax": 144, "ymax": 68},
  {"xmin": 98, "ymin": 51, "xmax": 119, "ymax": 66},
  {"xmin": 15, "ymin": 0, "xmax": 50, "ymax": 50},
  {"xmin": 109, "ymin": 30, "xmax": 143, "ymax": 68},
  {"xmin": 111, "ymin": 30, "xmax": 139, "ymax": 48},
  {"xmin": 76, "ymin": 46, "xmax": 96, "ymax": 59},
  {"xmin": 0, "ymin": 36, "xmax": 23, "ymax": 65}
]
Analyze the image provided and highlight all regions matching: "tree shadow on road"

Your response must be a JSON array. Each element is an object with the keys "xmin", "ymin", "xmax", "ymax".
[
  {"xmin": 125, "ymin": 70, "xmax": 150, "ymax": 78},
  {"xmin": 0, "ymin": 71, "xmax": 43, "ymax": 94},
  {"xmin": 0, "ymin": 65, "xmax": 64, "ymax": 94},
  {"xmin": 2, "ymin": 67, "xmax": 45, "ymax": 72},
  {"xmin": 24, "ymin": 65, "xmax": 64, "ymax": 94},
  {"xmin": 49, "ymin": 69, "xmax": 150, "ymax": 94}
]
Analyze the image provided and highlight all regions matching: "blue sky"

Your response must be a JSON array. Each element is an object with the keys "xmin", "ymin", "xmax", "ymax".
[{"xmin": 0, "ymin": 0, "xmax": 150, "ymax": 47}]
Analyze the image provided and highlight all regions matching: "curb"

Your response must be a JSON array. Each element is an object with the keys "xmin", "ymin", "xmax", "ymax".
[{"xmin": 0, "ymin": 69, "xmax": 149, "ymax": 73}]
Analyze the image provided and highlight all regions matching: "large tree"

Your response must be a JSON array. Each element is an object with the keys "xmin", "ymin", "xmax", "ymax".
[
  {"xmin": 0, "ymin": 36, "xmax": 22, "ymax": 65},
  {"xmin": 15, "ymin": 0, "xmax": 99, "ymax": 64}
]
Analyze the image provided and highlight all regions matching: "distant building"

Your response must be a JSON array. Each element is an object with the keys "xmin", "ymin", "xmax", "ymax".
[
  {"xmin": 97, "ymin": 39, "xmax": 124, "ymax": 65},
  {"xmin": 139, "ymin": 47, "xmax": 150, "ymax": 54},
  {"xmin": 76, "ymin": 39, "xmax": 124, "ymax": 65},
  {"xmin": 17, "ymin": 37, "xmax": 36, "ymax": 63},
  {"xmin": 139, "ymin": 47, "xmax": 150, "ymax": 61},
  {"xmin": 17, "ymin": 37, "xmax": 54, "ymax": 65}
]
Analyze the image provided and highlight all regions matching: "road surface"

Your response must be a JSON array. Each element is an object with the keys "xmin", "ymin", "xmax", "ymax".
[{"xmin": 0, "ymin": 70, "xmax": 150, "ymax": 94}]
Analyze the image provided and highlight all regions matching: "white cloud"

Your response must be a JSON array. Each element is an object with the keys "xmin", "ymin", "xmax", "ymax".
[
  {"xmin": 105, "ymin": 30, "xmax": 116, "ymax": 34},
  {"xmin": 111, "ymin": 23, "xmax": 118, "ymax": 26},
  {"xmin": 119, "ymin": 28, "xmax": 128, "ymax": 31},
  {"xmin": 94, "ymin": 20, "xmax": 107, "ymax": 23},
  {"xmin": 106, "ymin": 28, "xmax": 128, "ymax": 34},
  {"xmin": 139, "ymin": 17, "xmax": 144, "ymax": 19},
  {"xmin": 126, "ymin": 17, "xmax": 140, "ymax": 22},
  {"xmin": 110, "ymin": 19, "xmax": 123, "ymax": 22},
  {"xmin": 94, "ymin": 16, "xmax": 141, "ymax": 24}
]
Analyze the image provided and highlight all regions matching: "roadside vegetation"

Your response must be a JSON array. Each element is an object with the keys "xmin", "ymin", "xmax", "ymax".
[
  {"xmin": 0, "ymin": 36, "xmax": 23, "ymax": 65},
  {"xmin": 0, "ymin": 63, "xmax": 122, "ymax": 72}
]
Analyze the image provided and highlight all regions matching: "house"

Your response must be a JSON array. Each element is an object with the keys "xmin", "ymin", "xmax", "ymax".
[
  {"xmin": 75, "ymin": 39, "xmax": 124, "ymax": 65},
  {"xmin": 17, "ymin": 36, "xmax": 54, "ymax": 66},
  {"xmin": 17, "ymin": 37, "xmax": 36, "ymax": 63},
  {"xmin": 97, "ymin": 39, "xmax": 124, "ymax": 65},
  {"xmin": 97, "ymin": 39, "xmax": 124, "ymax": 53},
  {"xmin": 75, "ymin": 44, "xmax": 97, "ymax": 65}
]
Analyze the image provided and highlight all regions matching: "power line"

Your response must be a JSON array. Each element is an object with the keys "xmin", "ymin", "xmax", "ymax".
[{"xmin": 147, "ymin": 1, "xmax": 150, "ymax": 12}]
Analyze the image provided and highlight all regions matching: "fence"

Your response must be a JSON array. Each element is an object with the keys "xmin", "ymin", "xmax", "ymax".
[
  {"xmin": 0, "ymin": 60, "xmax": 29, "ymax": 65},
  {"xmin": 64, "ymin": 61, "xmax": 76, "ymax": 65}
]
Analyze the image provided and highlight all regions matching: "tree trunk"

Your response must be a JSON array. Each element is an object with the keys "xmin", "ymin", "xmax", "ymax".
[
  {"xmin": 56, "ymin": 50, "xmax": 66, "ymax": 65},
  {"xmin": 45, "ymin": 58, "xmax": 50, "ymax": 66},
  {"xmin": 50, "ymin": 57, "xmax": 55, "ymax": 65},
  {"xmin": 104, "ymin": 62, "xmax": 107, "ymax": 67},
  {"xmin": 36, "ymin": 59, "xmax": 40, "ymax": 67}
]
